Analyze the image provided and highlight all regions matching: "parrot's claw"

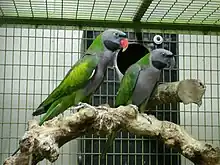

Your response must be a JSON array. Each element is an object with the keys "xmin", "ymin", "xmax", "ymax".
[
  {"xmin": 99, "ymin": 118, "xmax": 104, "ymax": 130},
  {"xmin": 128, "ymin": 104, "xmax": 139, "ymax": 116},
  {"xmin": 72, "ymin": 102, "xmax": 96, "ymax": 112},
  {"xmin": 97, "ymin": 105, "xmax": 109, "ymax": 111},
  {"xmin": 141, "ymin": 113, "xmax": 152, "ymax": 124},
  {"xmin": 129, "ymin": 104, "xmax": 138, "ymax": 111}
]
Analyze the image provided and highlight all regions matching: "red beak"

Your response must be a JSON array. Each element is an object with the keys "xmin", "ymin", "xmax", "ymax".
[{"xmin": 120, "ymin": 38, "xmax": 128, "ymax": 52}]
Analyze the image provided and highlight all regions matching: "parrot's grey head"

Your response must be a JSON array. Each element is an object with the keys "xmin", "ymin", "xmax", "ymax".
[
  {"xmin": 102, "ymin": 29, "xmax": 128, "ymax": 52},
  {"xmin": 151, "ymin": 48, "xmax": 175, "ymax": 70}
]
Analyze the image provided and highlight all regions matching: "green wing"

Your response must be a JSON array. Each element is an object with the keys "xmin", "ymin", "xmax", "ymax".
[
  {"xmin": 33, "ymin": 55, "xmax": 100, "ymax": 116},
  {"xmin": 115, "ymin": 64, "xmax": 141, "ymax": 107},
  {"xmin": 101, "ymin": 64, "xmax": 141, "ymax": 158}
]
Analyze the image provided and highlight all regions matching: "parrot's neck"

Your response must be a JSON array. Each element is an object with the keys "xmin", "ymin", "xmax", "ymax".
[
  {"xmin": 86, "ymin": 34, "xmax": 105, "ymax": 55},
  {"xmin": 101, "ymin": 50, "xmax": 115, "ymax": 65}
]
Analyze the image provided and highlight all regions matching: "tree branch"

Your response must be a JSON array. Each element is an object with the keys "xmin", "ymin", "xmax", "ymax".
[
  {"xmin": 147, "ymin": 79, "xmax": 205, "ymax": 108},
  {"xmin": 4, "ymin": 79, "xmax": 216, "ymax": 165}
]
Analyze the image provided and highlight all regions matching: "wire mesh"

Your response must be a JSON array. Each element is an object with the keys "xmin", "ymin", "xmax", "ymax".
[
  {"xmin": 0, "ymin": 24, "xmax": 220, "ymax": 165},
  {"xmin": 0, "ymin": 0, "xmax": 142, "ymax": 21},
  {"xmin": 0, "ymin": 0, "xmax": 220, "ymax": 25},
  {"xmin": 178, "ymin": 34, "xmax": 220, "ymax": 165},
  {"xmin": 141, "ymin": 0, "xmax": 220, "ymax": 24},
  {"xmin": 0, "ymin": 25, "xmax": 83, "ymax": 164}
]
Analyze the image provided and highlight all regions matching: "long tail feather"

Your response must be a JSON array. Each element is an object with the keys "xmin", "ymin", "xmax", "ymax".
[
  {"xmin": 100, "ymin": 131, "xmax": 116, "ymax": 159},
  {"xmin": 11, "ymin": 147, "xmax": 20, "ymax": 156},
  {"xmin": 32, "ymin": 106, "xmax": 47, "ymax": 116},
  {"xmin": 39, "ymin": 103, "xmax": 62, "ymax": 126}
]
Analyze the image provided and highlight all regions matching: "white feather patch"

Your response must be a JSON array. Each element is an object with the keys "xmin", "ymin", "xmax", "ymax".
[
  {"xmin": 89, "ymin": 69, "xmax": 96, "ymax": 79},
  {"xmin": 114, "ymin": 53, "xmax": 124, "ymax": 82}
]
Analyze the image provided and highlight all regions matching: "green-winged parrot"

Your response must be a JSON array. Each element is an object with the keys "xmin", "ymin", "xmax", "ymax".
[
  {"xmin": 12, "ymin": 29, "xmax": 128, "ymax": 156},
  {"xmin": 101, "ymin": 48, "xmax": 175, "ymax": 158}
]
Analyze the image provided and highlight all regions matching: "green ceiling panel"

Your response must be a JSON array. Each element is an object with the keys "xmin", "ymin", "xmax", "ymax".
[
  {"xmin": 141, "ymin": 0, "xmax": 220, "ymax": 25},
  {"xmin": 0, "ymin": 0, "xmax": 220, "ymax": 32}
]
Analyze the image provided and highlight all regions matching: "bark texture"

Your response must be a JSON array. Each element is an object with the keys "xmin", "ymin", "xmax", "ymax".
[{"xmin": 5, "ymin": 79, "xmax": 217, "ymax": 165}]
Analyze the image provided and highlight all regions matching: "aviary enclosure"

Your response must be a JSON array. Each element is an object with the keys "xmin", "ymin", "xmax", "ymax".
[{"xmin": 0, "ymin": 0, "xmax": 220, "ymax": 165}]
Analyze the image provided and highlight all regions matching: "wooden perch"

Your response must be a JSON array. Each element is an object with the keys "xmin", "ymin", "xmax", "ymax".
[
  {"xmin": 4, "ymin": 79, "xmax": 218, "ymax": 165},
  {"xmin": 147, "ymin": 79, "xmax": 205, "ymax": 108}
]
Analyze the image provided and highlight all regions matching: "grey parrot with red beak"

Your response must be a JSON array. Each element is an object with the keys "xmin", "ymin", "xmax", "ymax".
[
  {"xmin": 12, "ymin": 29, "xmax": 128, "ymax": 156},
  {"xmin": 33, "ymin": 29, "xmax": 129, "ymax": 125}
]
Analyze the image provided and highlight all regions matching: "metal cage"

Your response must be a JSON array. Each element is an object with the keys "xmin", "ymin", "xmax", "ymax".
[{"xmin": 0, "ymin": 0, "xmax": 220, "ymax": 165}]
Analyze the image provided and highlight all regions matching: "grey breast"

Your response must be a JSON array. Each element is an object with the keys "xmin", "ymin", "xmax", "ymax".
[
  {"xmin": 85, "ymin": 51, "xmax": 114, "ymax": 96},
  {"xmin": 131, "ymin": 66, "xmax": 161, "ymax": 106}
]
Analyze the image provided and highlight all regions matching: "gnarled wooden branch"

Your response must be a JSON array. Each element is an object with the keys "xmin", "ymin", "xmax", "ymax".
[
  {"xmin": 4, "ymin": 79, "xmax": 215, "ymax": 165},
  {"xmin": 147, "ymin": 79, "xmax": 205, "ymax": 108},
  {"xmin": 4, "ymin": 105, "xmax": 220, "ymax": 165}
]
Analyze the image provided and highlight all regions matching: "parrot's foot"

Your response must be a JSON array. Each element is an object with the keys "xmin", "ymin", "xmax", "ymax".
[
  {"xmin": 99, "ymin": 118, "xmax": 105, "ymax": 130},
  {"xmin": 97, "ymin": 105, "xmax": 109, "ymax": 111},
  {"xmin": 72, "ymin": 102, "xmax": 96, "ymax": 113},
  {"xmin": 128, "ymin": 104, "xmax": 138, "ymax": 111},
  {"xmin": 128, "ymin": 104, "xmax": 139, "ymax": 116},
  {"xmin": 141, "ymin": 113, "xmax": 152, "ymax": 124}
]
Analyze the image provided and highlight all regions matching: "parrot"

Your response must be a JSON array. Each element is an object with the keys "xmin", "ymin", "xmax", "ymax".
[
  {"xmin": 11, "ymin": 29, "xmax": 128, "ymax": 156},
  {"xmin": 101, "ymin": 48, "xmax": 175, "ymax": 158}
]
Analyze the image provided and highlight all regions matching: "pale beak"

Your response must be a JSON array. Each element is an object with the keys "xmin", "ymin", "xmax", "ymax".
[{"xmin": 122, "ymin": 46, "xmax": 128, "ymax": 52}]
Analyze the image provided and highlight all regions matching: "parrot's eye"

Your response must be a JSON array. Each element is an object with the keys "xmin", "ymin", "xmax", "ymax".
[
  {"xmin": 113, "ymin": 32, "xmax": 119, "ymax": 37},
  {"xmin": 162, "ymin": 53, "xmax": 166, "ymax": 57}
]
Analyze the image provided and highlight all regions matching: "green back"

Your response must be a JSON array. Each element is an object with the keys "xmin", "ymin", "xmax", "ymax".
[
  {"xmin": 37, "ymin": 33, "xmax": 107, "ymax": 110},
  {"xmin": 115, "ymin": 53, "xmax": 150, "ymax": 107},
  {"xmin": 38, "ymin": 55, "xmax": 100, "ymax": 109},
  {"xmin": 86, "ymin": 34, "xmax": 105, "ymax": 55},
  {"xmin": 137, "ymin": 52, "xmax": 150, "ymax": 66},
  {"xmin": 115, "ymin": 64, "xmax": 141, "ymax": 107},
  {"xmin": 36, "ymin": 33, "xmax": 107, "ymax": 123}
]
